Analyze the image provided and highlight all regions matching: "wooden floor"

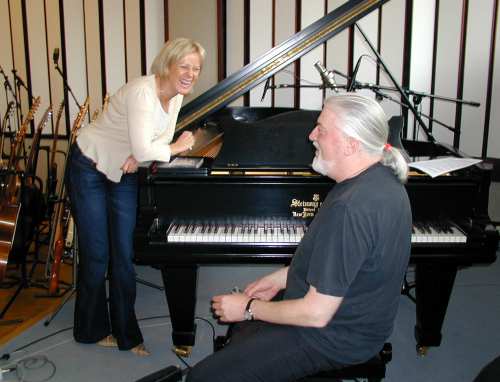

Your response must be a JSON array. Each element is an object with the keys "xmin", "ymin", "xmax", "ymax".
[{"xmin": 0, "ymin": 258, "xmax": 73, "ymax": 346}]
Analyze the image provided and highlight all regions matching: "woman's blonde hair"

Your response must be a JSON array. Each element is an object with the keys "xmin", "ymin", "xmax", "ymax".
[{"xmin": 150, "ymin": 38, "xmax": 206, "ymax": 78}]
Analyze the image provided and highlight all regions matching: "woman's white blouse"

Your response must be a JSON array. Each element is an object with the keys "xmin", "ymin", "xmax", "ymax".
[{"xmin": 76, "ymin": 75, "xmax": 183, "ymax": 182}]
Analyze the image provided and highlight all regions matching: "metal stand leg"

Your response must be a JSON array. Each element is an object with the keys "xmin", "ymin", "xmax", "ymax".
[{"xmin": 135, "ymin": 276, "xmax": 164, "ymax": 291}]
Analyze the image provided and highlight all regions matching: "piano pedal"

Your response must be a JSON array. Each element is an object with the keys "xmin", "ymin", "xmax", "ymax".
[{"xmin": 172, "ymin": 345, "xmax": 192, "ymax": 358}]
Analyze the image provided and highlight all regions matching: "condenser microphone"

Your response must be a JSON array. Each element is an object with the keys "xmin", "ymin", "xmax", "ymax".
[
  {"xmin": 314, "ymin": 61, "xmax": 337, "ymax": 90},
  {"xmin": 53, "ymin": 48, "xmax": 60, "ymax": 65}
]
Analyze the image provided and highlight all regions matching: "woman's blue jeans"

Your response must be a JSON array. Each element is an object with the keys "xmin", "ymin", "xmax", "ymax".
[{"xmin": 68, "ymin": 143, "xmax": 143, "ymax": 350}]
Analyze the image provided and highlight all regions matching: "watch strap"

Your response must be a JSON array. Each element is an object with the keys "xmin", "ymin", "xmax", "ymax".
[{"xmin": 245, "ymin": 298, "xmax": 257, "ymax": 321}]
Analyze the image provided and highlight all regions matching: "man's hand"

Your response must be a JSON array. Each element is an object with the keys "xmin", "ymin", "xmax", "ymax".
[
  {"xmin": 244, "ymin": 267, "xmax": 288, "ymax": 301},
  {"xmin": 212, "ymin": 293, "xmax": 249, "ymax": 322},
  {"xmin": 121, "ymin": 155, "xmax": 139, "ymax": 174}
]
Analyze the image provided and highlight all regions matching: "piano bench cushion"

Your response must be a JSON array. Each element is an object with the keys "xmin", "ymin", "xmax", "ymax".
[{"xmin": 297, "ymin": 342, "xmax": 392, "ymax": 382}]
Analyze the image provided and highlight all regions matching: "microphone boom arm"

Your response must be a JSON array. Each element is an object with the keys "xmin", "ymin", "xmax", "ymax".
[{"xmin": 354, "ymin": 23, "xmax": 436, "ymax": 143}]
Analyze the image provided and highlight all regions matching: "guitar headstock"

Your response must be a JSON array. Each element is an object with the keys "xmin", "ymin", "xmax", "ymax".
[
  {"xmin": 26, "ymin": 96, "xmax": 41, "ymax": 123},
  {"xmin": 69, "ymin": 97, "xmax": 90, "ymax": 142},
  {"xmin": 16, "ymin": 96, "xmax": 41, "ymax": 140}
]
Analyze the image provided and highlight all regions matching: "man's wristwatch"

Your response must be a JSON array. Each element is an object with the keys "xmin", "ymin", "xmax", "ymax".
[{"xmin": 244, "ymin": 298, "xmax": 257, "ymax": 321}]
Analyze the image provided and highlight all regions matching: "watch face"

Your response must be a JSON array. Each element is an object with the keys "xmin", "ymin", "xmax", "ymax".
[{"xmin": 244, "ymin": 310, "xmax": 252, "ymax": 321}]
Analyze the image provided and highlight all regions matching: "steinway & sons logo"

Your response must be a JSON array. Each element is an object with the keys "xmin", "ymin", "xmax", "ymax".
[{"xmin": 290, "ymin": 194, "xmax": 322, "ymax": 219}]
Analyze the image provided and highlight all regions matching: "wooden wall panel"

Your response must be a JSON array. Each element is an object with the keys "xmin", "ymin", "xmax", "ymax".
[
  {"xmin": 103, "ymin": 0, "xmax": 126, "ymax": 95},
  {"xmin": 432, "ymin": 0, "xmax": 461, "ymax": 145},
  {"xmin": 83, "ymin": 0, "xmax": 102, "ymax": 118},
  {"xmin": 489, "ymin": 1, "xmax": 500, "ymax": 158},
  {"xmin": 62, "ymin": 0, "xmax": 87, "ymax": 122},
  {"xmin": 461, "ymin": 0, "xmax": 494, "ymax": 156},
  {"xmin": 168, "ymin": 0, "xmax": 218, "ymax": 103},
  {"xmin": 144, "ymin": 0, "xmax": 165, "ymax": 76},
  {"xmin": 45, "ymin": 0, "xmax": 65, "ymax": 135},
  {"xmin": 299, "ymin": 0, "xmax": 325, "ymax": 111},
  {"xmin": 10, "ymin": 0, "xmax": 29, "ymax": 121},
  {"xmin": 274, "ymin": 0, "xmax": 296, "ymax": 108},
  {"xmin": 25, "ymin": 0, "xmax": 51, "ymax": 131},
  {"xmin": 325, "ymin": 0, "xmax": 349, "ymax": 100},
  {"xmin": 227, "ymin": 0, "xmax": 245, "ymax": 106},
  {"xmin": 249, "ymin": 0, "xmax": 273, "ymax": 106},
  {"xmin": 379, "ymin": 0, "xmax": 405, "ymax": 118},
  {"xmin": 0, "ymin": 1, "xmax": 14, "ymax": 121},
  {"xmin": 124, "ymin": 0, "xmax": 142, "ymax": 82},
  {"xmin": 407, "ymin": 0, "xmax": 435, "ymax": 140}
]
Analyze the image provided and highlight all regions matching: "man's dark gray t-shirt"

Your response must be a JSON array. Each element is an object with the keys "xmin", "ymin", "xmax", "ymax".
[{"xmin": 284, "ymin": 162, "xmax": 412, "ymax": 365}]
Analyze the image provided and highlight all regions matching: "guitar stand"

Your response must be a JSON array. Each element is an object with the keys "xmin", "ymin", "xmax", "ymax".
[
  {"xmin": 44, "ymin": 232, "xmax": 78, "ymax": 326},
  {"xmin": 0, "ymin": 245, "xmax": 46, "ymax": 325},
  {"xmin": 135, "ymin": 276, "xmax": 164, "ymax": 291}
]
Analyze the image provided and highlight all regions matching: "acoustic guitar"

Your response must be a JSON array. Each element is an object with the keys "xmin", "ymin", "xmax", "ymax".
[
  {"xmin": 48, "ymin": 98, "xmax": 89, "ymax": 294},
  {"xmin": 0, "ymin": 97, "xmax": 41, "ymax": 283}
]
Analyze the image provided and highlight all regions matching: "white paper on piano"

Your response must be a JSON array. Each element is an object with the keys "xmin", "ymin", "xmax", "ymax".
[
  {"xmin": 409, "ymin": 156, "xmax": 482, "ymax": 178},
  {"xmin": 156, "ymin": 157, "xmax": 204, "ymax": 169}
]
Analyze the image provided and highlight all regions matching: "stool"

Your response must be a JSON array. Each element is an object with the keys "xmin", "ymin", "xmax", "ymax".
[{"xmin": 298, "ymin": 343, "xmax": 392, "ymax": 382}]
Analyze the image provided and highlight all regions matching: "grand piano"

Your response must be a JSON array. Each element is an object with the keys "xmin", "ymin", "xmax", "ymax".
[{"xmin": 133, "ymin": 0, "xmax": 499, "ymax": 356}]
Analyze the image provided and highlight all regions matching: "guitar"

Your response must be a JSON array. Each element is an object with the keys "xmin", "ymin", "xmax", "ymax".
[
  {"xmin": 26, "ymin": 105, "xmax": 53, "ymax": 179},
  {"xmin": 0, "ymin": 97, "xmax": 41, "ymax": 283},
  {"xmin": 47, "ymin": 100, "xmax": 65, "ymax": 201},
  {"xmin": 48, "ymin": 98, "xmax": 89, "ymax": 294}
]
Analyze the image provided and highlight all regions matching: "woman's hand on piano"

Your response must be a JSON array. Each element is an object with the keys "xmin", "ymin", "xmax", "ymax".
[
  {"xmin": 212, "ymin": 293, "xmax": 249, "ymax": 322},
  {"xmin": 170, "ymin": 131, "xmax": 195, "ymax": 155}
]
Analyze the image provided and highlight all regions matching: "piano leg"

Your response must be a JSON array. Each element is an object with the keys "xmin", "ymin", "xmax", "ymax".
[
  {"xmin": 160, "ymin": 265, "xmax": 198, "ymax": 356},
  {"xmin": 414, "ymin": 263, "xmax": 457, "ymax": 355}
]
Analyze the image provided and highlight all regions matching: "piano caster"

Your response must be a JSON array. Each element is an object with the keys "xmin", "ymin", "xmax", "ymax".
[
  {"xmin": 416, "ymin": 345, "xmax": 428, "ymax": 356},
  {"xmin": 173, "ymin": 345, "xmax": 192, "ymax": 358}
]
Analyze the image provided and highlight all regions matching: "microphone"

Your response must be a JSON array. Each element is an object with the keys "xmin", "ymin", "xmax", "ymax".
[
  {"xmin": 53, "ymin": 48, "xmax": 60, "ymax": 65},
  {"xmin": 348, "ymin": 56, "xmax": 363, "ymax": 92},
  {"xmin": 260, "ymin": 77, "xmax": 271, "ymax": 102},
  {"xmin": 314, "ymin": 61, "xmax": 337, "ymax": 90}
]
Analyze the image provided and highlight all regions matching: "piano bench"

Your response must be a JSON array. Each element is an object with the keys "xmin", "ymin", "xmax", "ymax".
[{"xmin": 297, "ymin": 342, "xmax": 392, "ymax": 382}]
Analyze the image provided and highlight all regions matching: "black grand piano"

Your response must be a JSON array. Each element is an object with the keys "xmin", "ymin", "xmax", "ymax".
[{"xmin": 134, "ymin": 0, "xmax": 499, "ymax": 356}]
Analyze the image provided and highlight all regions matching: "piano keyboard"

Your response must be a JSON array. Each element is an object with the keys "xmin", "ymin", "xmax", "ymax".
[
  {"xmin": 167, "ymin": 219, "xmax": 306, "ymax": 244},
  {"xmin": 165, "ymin": 220, "xmax": 467, "ymax": 245},
  {"xmin": 412, "ymin": 221, "xmax": 467, "ymax": 243}
]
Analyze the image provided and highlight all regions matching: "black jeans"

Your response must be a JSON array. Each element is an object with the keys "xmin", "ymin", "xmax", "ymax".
[{"xmin": 186, "ymin": 320, "xmax": 344, "ymax": 382}]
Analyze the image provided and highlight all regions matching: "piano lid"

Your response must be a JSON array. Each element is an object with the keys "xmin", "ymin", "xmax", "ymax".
[{"xmin": 176, "ymin": 0, "xmax": 389, "ymax": 131}]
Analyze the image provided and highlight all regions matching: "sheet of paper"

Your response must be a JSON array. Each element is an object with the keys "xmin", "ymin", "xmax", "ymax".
[
  {"xmin": 409, "ymin": 156, "xmax": 482, "ymax": 178},
  {"xmin": 157, "ymin": 157, "xmax": 204, "ymax": 169}
]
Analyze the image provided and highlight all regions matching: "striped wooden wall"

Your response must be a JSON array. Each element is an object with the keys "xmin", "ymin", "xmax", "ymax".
[
  {"xmin": 0, "ymin": 0, "xmax": 499, "ymax": 164},
  {"xmin": 225, "ymin": 0, "xmax": 500, "ymax": 161}
]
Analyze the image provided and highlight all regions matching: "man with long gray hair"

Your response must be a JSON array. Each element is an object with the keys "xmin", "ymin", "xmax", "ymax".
[{"xmin": 187, "ymin": 94, "xmax": 412, "ymax": 382}]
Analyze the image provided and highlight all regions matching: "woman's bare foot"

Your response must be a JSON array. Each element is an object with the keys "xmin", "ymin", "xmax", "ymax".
[
  {"xmin": 131, "ymin": 343, "xmax": 150, "ymax": 356},
  {"xmin": 97, "ymin": 335, "xmax": 118, "ymax": 347}
]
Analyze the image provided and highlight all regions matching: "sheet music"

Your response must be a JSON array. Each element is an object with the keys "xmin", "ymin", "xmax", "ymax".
[
  {"xmin": 156, "ymin": 157, "xmax": 204, "ymax": 169},
  {"xmin": 409, "ymin": 156, "xmax": 482, "ymax": 178}
]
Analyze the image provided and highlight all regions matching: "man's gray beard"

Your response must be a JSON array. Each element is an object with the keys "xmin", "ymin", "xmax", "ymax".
[{"xmin": 312, "ymin": 156, "xmax": 330, "ymax": 176}]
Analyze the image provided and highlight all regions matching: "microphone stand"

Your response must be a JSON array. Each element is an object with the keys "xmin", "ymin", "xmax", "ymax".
[
  {"xmin": 353, "ymin": 23, "xmax": 436, "ymax": 143},
  {"xmin": 54, "ymin": 62, "xmax": 81, "ymax": 110},
  {"xmin": 358, "ymin": 83, "xmax": 458, "ymax": 134}
]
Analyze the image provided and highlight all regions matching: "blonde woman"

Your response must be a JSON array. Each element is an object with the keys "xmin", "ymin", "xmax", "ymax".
[{"xmin": 68, "ymin": 38, "xmax": 205, "ymax": 355}]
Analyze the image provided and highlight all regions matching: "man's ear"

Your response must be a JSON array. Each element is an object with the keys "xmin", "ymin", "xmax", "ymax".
[{"xmin": 344, "ymin": 136, "xmax": 360, "ymax": 156}]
